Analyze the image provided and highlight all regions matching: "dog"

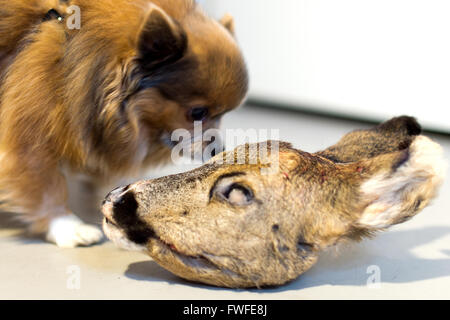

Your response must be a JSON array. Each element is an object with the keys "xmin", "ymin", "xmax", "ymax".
[
  {"xmin": 0, "ymin": 0, "xmax": 248, "ymax": 247},
  {"xmin": 102, "ymin": 117, "xmax": 446, "ymax": 288}
]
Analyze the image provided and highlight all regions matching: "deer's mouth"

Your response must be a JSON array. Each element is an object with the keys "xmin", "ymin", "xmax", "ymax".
[
  {"xmin": 102, "ymin": 213, "xmax": 218, "ymax": 270},
  {"xmin": 103, "ymin": 207, "xmax": 241, "ymax": 282},
  {"xmin": 102, "ymin": 217, "xmax": 147, "ymax": 252},
  {"xmin": 149, "ymin": 236, "xmax": 223, "ymax": 272},
  {"xmin": 148, "ymin": 235, "xmax": 255, "ymax": 288}
]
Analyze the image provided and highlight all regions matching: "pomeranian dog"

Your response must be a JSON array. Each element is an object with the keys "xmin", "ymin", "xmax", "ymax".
[{"xmin": 0, "ymin": 0, "xmax": 248, "ymax": 247}]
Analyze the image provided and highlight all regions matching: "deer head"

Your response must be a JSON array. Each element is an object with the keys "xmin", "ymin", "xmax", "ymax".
[{"xmin": 102, "ymin": 117, "xmax": 446, "ymax": 288}]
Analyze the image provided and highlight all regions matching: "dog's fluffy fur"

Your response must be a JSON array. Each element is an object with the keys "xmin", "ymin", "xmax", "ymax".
[{"xmin": 0, "ymin": 0, "xmax": 248, "ymax": 246}]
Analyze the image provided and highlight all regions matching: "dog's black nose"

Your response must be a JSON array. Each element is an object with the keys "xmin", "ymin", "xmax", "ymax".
[
  {"xmin": 210, "ymin": 143, "xmax": 225, "ymax": 158},
  {"xmin": 103, "ymin": 185, "xmax": 130, "ymax": 205}
]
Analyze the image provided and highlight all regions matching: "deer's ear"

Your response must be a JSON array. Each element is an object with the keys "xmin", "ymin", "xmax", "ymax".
[
  {"xmin": 317, "ymin": 116, "xmax": 422, "ymax": 164},
  {"xmin": 220, "ymin": 13, "xmax": 235, "ymax": 35},
  {"xmin": 352, "ymin": 136, "xmax": 446, "ymax": 233},
  {"xmin": 137, "ymin": 7, "xmax": 187, "ymax": 72}
]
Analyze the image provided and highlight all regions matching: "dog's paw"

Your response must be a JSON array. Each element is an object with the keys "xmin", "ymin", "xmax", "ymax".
[{"xmin": 46, "ymin": 214, "xmax": 104, "ymax": 248}]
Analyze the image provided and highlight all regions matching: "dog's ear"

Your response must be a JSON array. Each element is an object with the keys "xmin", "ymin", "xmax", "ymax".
[
  {"xmin": 137, "ymin": 7, "xmax": 187, "ymax": 72},
  {"xmin": 220, "ymin": 13, "xmax": 235, "ymax": 35}
]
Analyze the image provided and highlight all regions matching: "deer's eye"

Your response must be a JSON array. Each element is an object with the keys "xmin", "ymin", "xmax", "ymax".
[{"xmin": 221, "ymin": 183, "xmax": 253, "ymax": 206}]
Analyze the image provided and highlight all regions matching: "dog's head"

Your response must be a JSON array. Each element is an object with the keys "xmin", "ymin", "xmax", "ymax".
[
  {"xmin": 65, "ymin": 0, "xmax": 248, "ymax": 173},
  {"xmin": 128, "ymin": 3, "xmax": 249, "ymax": 141},
  {"xmin": 102, "ymin": 117, "xmax": 446, "ymax": 288}
]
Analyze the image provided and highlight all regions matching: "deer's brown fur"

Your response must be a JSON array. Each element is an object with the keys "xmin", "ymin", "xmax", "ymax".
[{"xmin": 103, "ymin": 117, "xmax": 446, "ymax": 288}]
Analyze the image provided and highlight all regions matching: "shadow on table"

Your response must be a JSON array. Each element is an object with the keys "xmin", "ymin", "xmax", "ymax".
[{"xmin": 124, "ymin": 226, "xmax": 450, "ymax": 293}]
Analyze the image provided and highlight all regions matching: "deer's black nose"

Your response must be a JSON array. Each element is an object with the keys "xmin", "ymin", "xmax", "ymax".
[
  {"xmin": 103, "ymin": 184, "xmax": 138, "ymax": 226},
  {"xmin": 102, "ymin": 185, "xmax": 154, "ymax": 245},
  {"xmin": 104, "ymin": 185, "xmax": 139, "ymax": 228}
]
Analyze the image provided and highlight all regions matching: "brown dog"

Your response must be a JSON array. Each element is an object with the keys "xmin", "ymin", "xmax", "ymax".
[
  {"xmin": 102, "ymin": 117, "xmax": 446, "ymax": 288},
  {"xmin": 0, "ymin": 0, "xmax": 248, "ymax": 247}
]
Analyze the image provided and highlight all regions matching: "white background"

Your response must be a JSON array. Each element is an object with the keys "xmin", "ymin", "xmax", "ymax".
[{"xmin": 204, "ymin": 0, "xmax": 450, "ymax": 133}]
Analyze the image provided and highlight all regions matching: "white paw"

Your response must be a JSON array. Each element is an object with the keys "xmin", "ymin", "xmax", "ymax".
[{"xmin": 46, "ymin": 214, "xmax": 104, "ymax": 248}]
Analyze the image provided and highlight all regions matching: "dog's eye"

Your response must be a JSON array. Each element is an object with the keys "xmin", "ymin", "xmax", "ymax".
[
  {"xmin": 221, "ymin": 183, "xmax": 253, "ymax": 206},
  {"xmin": 188, "ymin": 107, "xmax": 209, "ymax": 122}
]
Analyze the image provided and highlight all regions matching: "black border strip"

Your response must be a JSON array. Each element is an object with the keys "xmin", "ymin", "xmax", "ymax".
[{"xmin": 0, "ymin": 300, "xmax": 440, "ymax": 318}]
